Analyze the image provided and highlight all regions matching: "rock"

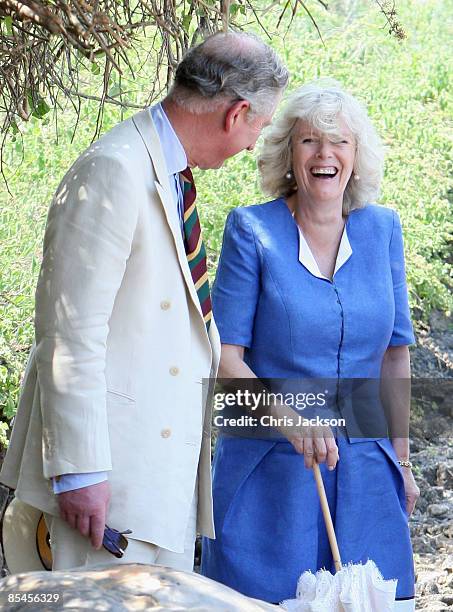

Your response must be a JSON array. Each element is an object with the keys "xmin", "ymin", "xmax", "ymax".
[
  {"xmin": 412, "ymin": 536, "xmax": 436, "ymax": 555},
  {"xmin": 410, "ymin": 437, "xmax": 422, "ymax": 453},
  {"xmin": 436, "ymin": 462, "xmax": 453, "ymax": 488},
  {"xmin": 432, "ymin": 485, "xmax": 446, "ymax": 497},
  {"xmin": 420, "ymin": 581, "xmax": 440, "ymax": 595},
  {"xmin": 418, "ymin": 602, "xmax": 449, "ymax": 612},
  {"xmin": 428, "ymin": 504, "xmax": 450, "ymax": 518},
  {"xmin": 442, "ymin": 521, "xmax": 453, "ymax": 539},
  {"xmin": 439, "ymin": 404, "xmax": 453, "ymax": 419},
  {"xmin": 413, "ymin": 476, "xmax": 439, "ymax": 513},
  {"xmin": 423, "ymin": 465, "xmax": 437, "ymax": 487},
  {"xmin": 441, "ymin": 555, "xmax": 453, "ymax": 572},
  {"xmin": 417, "ymin": 569, "xmax": 444, "ymax": 594},
  {"xmin": 404, "ymin": 316, "xmax": 453, "ymax": 606},
  {"xmin": 429, "ymin": 310, "xmax": 452, "ymax": 333},
  {"xmin": 0, "ymin": 564, "xmax": 279, "ymax": 611}
]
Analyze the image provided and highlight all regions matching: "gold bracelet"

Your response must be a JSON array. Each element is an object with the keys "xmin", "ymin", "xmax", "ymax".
[{"xmin": 398, "ymin": 460, "xmax": 413, "ymax": 469}]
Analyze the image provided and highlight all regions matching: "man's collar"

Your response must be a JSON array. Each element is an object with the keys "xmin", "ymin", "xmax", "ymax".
[{"xmin": 150, "ymin": 103, "xmax": 187, "ymax": 175}]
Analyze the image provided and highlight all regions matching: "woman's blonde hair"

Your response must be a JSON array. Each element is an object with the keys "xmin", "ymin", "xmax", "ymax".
[{"xmin": 258, "ymin": 80, "xmax": 385, "ymax": 214}]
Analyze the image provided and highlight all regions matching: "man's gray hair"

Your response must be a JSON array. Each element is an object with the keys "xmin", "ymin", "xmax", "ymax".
[
  {"xmin": 168, "ymin": 32, "xmax": 289, "ymax": 118},
  {"xmin": 258, "ymin": 80, "xmax": 385, "ymax": 214}
]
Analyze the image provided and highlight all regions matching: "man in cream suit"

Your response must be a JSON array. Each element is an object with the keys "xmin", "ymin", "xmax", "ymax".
[{"xmin": 0, "ymin": 32, "xmax": 288, "ymax": 571}]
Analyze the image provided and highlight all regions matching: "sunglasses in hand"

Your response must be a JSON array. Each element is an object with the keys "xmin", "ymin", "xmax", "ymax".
[{"xmin": 102, "ymin": 525, "xmax": 133, "ymax": 558}]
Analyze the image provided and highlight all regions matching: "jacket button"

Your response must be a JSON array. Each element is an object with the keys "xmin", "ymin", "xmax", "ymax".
[
  {"xmin": 169, "ymin": 366, "xmax": 179, "ymax": 376},
  {"xmin": 161, "ymin": 428, "xmax": 171, "ymax": 438},
  {"xmin": 160, "ymin": 300, "xmax": 171, "ymax": 310}
]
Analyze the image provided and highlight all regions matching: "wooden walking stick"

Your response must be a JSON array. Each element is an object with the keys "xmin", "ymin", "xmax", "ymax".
[{"xmin": 312, "ymin": 461, "xmax": 342, "ymax": 573}]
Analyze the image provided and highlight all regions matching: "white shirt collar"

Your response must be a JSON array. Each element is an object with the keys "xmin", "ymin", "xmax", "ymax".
[
  {"xmin": 296, "ymin": 223, "xmax": 353, "ymax": 280},
  {"xmin": 150, "ymin": 103, "xmax": 187, "ymax": 176}
]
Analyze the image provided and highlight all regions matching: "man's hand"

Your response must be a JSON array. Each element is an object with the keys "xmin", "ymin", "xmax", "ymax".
[
  {"xmin": 289, "ymin": 426, "xmax": 339, "ymax": 470},
  {"xmin": 57, "ymin": 481, "xmax": 111, "ymax": 549}
]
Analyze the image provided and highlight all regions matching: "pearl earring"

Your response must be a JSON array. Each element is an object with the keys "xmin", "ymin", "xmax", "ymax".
[
  {"xmin": 353, "ymin": 174, "xmax": 360, "ymax": 181},
  {"xmin": 285, "ymin": 170, "xmax": 293, "ymax": 180}
]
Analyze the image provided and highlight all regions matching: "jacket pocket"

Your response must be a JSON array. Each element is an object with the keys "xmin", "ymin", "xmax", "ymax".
[{"xmin": 106, "ymin": 388, "xmax": 136, "ymax": 403}]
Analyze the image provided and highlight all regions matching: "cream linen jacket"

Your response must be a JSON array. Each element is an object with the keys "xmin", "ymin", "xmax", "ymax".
[{"xmin": 0, "ymin": 109, "xmax": 221, "ymax": 553}]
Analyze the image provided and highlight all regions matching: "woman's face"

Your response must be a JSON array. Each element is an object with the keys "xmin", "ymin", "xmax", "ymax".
[{"xmin": 291, "ymin": 117, "xmax": 356, "ymax": 206}]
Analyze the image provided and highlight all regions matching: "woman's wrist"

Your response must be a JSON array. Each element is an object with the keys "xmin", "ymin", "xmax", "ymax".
[{"xmin": 391, "ymin": 437, "xmax": 410, "ymax": 462}]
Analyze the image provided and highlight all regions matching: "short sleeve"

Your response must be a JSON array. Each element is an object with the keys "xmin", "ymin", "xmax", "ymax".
[
  {"xmin": 212, "ymin": 209, "xmax": 260, "ymax": 348},
  {"xmin": 388, "ymin": 210, "xmax": 415, "ymax": 346}
]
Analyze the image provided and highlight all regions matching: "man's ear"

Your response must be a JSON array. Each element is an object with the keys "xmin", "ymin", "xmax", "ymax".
[{"xmin": 224, "ymin": 100, "xmax": 251, "ymax": 133}]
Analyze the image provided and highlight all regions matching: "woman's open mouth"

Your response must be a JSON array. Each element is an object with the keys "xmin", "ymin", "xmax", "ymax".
[{"xmin": 310, "ymin": 166, "xmax": 338, "ymax": 179}]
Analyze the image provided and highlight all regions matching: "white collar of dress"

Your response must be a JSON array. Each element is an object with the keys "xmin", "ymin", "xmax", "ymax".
[{"xmin": 294, "ymin": 219, "xmax": 353, "ymax": 280}]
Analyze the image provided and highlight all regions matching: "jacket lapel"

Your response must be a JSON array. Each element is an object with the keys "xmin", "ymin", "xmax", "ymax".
[{"xmin": 131, "ymin": 109, "xmax": 206, "ymax": 327}]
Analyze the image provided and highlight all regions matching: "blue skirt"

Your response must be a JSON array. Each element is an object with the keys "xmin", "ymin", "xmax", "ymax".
[{"xmin": 201, "ymin": 437, "xmax": 415, "ymax": 603}]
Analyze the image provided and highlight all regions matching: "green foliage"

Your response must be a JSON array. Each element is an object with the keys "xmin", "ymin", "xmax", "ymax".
[
  {"xmin": 0, "ymin": 0, "xmax": 452, "ymax": 440},
  {"xmin": 4, "ymin": 15, "xmax": 13, "ymax": 36}
]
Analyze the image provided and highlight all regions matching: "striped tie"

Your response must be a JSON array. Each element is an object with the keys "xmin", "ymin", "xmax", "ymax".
[{"xmin": 180, "ymin": 167, "xmax": 212, "ymax": 330}]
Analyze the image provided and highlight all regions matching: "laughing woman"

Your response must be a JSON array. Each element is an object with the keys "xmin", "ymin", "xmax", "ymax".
[{"xmin": 201, "ymin": 81, "xmax": 419, "ymax": 609}]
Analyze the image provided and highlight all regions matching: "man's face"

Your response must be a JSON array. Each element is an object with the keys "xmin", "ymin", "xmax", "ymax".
[{"xmin": 198, "ymin": 96, "xmax": 280, "ymax": 169}]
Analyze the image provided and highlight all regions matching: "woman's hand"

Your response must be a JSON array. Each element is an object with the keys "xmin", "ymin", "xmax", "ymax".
[
  {"xmin": 218, "ymin": 345, "xmax": 340, "ymax": 470},
  {"xmin": 401, "ymin": 467, "xmax": 420, "ymax": 516},
  {"xmin": 289, "ymin": 426, "xmax": 339, "ymax": 470}
]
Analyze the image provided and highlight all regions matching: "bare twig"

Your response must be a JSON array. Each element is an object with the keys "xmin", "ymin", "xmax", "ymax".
[
  {"xmin": 297, "ymin": 0, "xmax": 324, "ymax": 44},
  {"xmin": 374, "ymin": 0, "xmax": 406, "ymax": 39}
]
